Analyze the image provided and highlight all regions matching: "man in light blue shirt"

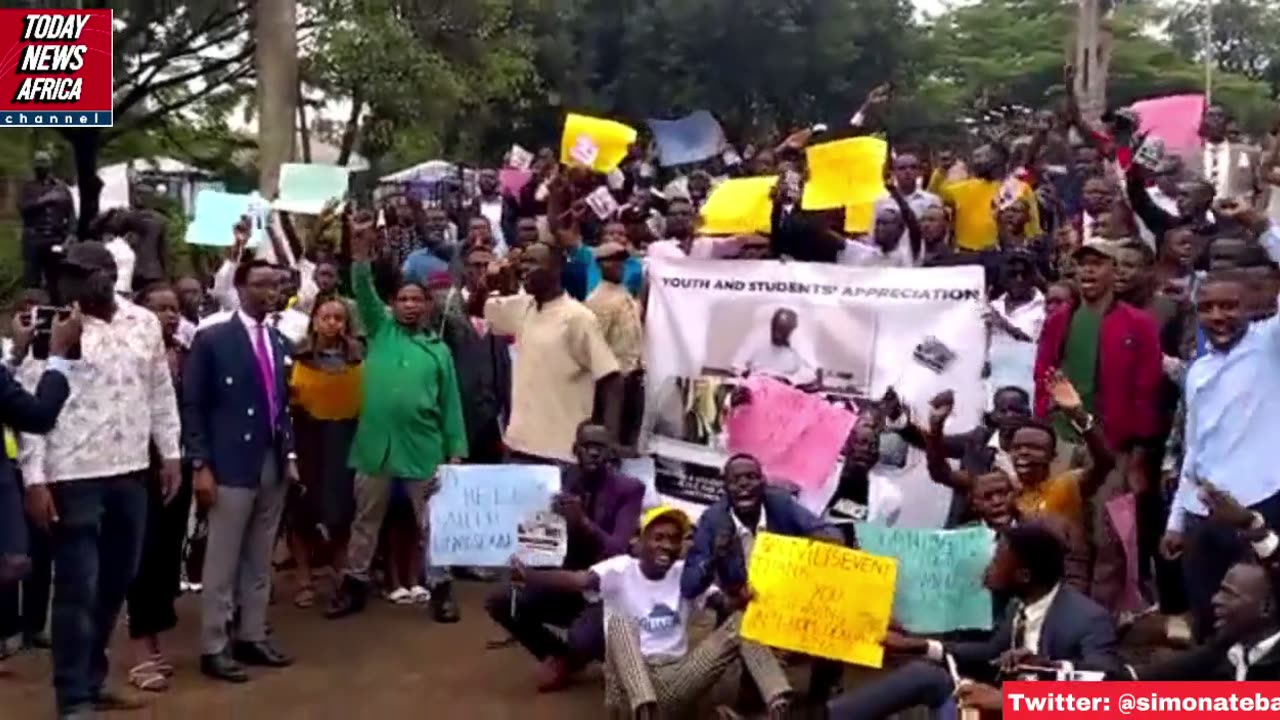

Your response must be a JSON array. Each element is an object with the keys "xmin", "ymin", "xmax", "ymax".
[{"xmin": 1162, "ymin": 213, "xmax": 1280, "ymax": 641}]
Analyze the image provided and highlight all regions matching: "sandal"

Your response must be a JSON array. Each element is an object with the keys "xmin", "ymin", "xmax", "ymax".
[
  {"xmin": 148, "ymin": 654, "xmax": 175, "ymax": 677},
  {"xmin": 127, "ymin": 662, "xmax": 170, "ymax": 693},
  {"xmin": 294, "ymin": 586, "xmax": 316, "ymax": 609}
]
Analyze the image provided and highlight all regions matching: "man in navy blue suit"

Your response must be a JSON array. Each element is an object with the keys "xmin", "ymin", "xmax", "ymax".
[
  {"xmin": 183, "ymin": 258, "xmax": 300, "ymax": 684},
  {"xmin": 0, "ymin": 309, "xmax": 76, "ymax": 587}
]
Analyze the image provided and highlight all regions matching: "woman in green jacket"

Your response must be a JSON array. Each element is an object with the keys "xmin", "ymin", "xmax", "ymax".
[{"xmin": 328, "ymin": 211, "xmax": 469, "ymax": 622}]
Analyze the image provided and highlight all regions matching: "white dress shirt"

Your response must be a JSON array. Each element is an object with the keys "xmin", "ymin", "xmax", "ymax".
[
  {"xmin": 1228, "ymin": 630, "xmax": 1280, "ymax": 681},
  {"xmin": 731, "ymin": 506, "xmax": 767, "ymax": 562},
  {"xmin": 733, "ymin": 341, "xmax": 817, "ymax": 386},
  {"xmin": 837, "ymin": 238, "xmax": 915, "ymax": 268},
  {"xmin": 1168, "ymin": 223, "xmax": 1280, "ymax": 532},
  {"xmin": 197, "ymin": 307, "xmax": 308, "ymax": 349},
  {"xmin": 988, "ymin": 290, "xmax": 1046, "ymax": 402},
  {"xmin": 18, "ymin": 298, "xmax": 181, "ymax": 486},
  {"xmin": 1018, "ymin": 583, "xmax": 1061, "ymax": 653},
  {"xmin": 1204, "ymin": 141, "xmax": 1232, "ymax": 199}
]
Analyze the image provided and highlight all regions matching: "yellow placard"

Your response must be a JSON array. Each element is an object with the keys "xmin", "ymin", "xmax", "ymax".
[
  {"xmin": 741, "ymin": 532, "xmax": 897, "ymax": 668},
  {"xmin": 801, "ymin": 137, "xmax": 888, "ymax": 212},
  {"xmin": 560, "ymin": 113, "xmax": 638, "ymax": 174},
  {"xmin": 698, "ymin": 176, "xmax": 778, "ymax": 236}
]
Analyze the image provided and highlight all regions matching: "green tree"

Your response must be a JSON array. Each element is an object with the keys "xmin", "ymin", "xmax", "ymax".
[
  {"xmin": 63, "ymin": 0, "xmax": 255, "ymax": 237},
  {"xmin": 917, "ymin": 0, "xmax": 1274, "ymax": 136},
  {"xmin": 1165, "ymin": 0, "xmax": 1280, "ymax": 98}
]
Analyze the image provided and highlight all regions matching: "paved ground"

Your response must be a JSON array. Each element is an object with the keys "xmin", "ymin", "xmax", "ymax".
[{"xmin": 1, "ymin": 578, "xmax": 604, "ymax": 720}]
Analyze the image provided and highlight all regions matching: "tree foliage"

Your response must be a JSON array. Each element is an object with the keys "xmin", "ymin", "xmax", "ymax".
[{"xmin": 1164, "ymin": 0, "xmax": 1280, "ymax": 100}]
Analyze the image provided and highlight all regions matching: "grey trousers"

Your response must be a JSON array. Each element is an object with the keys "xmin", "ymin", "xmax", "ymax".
[{"xmin": 200, "ymin": 459, "xmax": 287, "ymax": 655}]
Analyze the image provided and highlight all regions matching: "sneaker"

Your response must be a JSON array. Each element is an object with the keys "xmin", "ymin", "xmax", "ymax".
[
  {"xmin": 387, "ymin": 587, "xmax": 413, "ymax": 605},
  {"xmin": 408, "ymin": 585, "xmax": 431, "ymax": 604}
]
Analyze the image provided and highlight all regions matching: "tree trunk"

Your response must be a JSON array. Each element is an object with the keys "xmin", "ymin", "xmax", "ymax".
[
  {"xmin": 297, "ymin": 87, "xmax": 312, "ymax": 163},
  {"xmin": 255, "ymin": 0, "xmax": 298, "ymax": 197},
  {"xmin": 68, "ymin": 128, "xmax": 102, "ymax": 240},
  {"xmin": 336, "ymin": 90, "xmax": 363, "ymax": 166},
  {"xmin": 1074, "ymin": 0, "xmax": 1108, "ymax": 124}
]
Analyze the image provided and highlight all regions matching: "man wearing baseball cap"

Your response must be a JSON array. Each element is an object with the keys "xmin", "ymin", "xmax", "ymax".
[
  {"xmin": 512, "ymin": 505, "xmax": 791, "ymax": 718},
  {"xmin": 17, "ymin": 241, "xmax": 182, "ymax": 717}
]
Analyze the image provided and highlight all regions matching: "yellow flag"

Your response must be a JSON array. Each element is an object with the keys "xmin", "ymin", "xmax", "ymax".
[
  {"xmin": 560, "ymin": 113, "xmax": 638, "ymax": 173},
  {"xmin": 698, "ymin": 176, "xmax": 778, "ymax": 236},
  {"xmin": 741, "ymin": 532, "xmax": 898, "ymax": 668},
  {"xmin": 801, "ymin": 137, "xmax": 888, "ymax": 215}
]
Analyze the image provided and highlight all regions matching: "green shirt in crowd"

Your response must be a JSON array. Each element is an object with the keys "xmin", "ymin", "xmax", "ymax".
[
  {"xmin": 348, "ymin": 261, "xmax": 468, "ymax": 479},
  {"xmin": 1056, "ymin": 304, "xmax": 1101, "ymax": 442}
]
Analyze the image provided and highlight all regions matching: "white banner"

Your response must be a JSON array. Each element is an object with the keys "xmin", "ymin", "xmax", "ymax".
[{"xmin": 640, "ymin": 258, "xmax": 987, "ymax": 528}]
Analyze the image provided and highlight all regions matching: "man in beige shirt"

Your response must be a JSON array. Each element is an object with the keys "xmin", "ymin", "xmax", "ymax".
[
  {"xmin": 585, "ymin": 241, "xmax": 644, "ymax": 444},
  {"xmin": 485, "ymin": 242, "xmax": 624, "ymax": 462}
]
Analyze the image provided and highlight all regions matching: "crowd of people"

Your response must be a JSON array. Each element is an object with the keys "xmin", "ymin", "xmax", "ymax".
[{"xmin": 2, "ymin": 74, "xmax": 1280, "ymax": 720}]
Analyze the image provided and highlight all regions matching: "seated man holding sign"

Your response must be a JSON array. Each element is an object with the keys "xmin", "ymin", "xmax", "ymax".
[
  {"xmin": 485, "ymin": 422, "xmax": 644, "ymax": 692},
  {"xmin": 512, "ymin": 507, "xmax": 792, "ymax": 720},
  {"xmin": 826, "ymin": 523, "xmax": 1122, "ymax": 720},
  {"xmin": 682, "ymin": 454, "xmax": 845, "ymax": 708}
]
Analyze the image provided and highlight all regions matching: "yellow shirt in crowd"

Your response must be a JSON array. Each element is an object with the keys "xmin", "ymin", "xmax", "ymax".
[
  {"xmin": 1015, "ymin": 469, "xmax": 1084, "ymax": 526},
  {"xmin": 937, "ymin": 178, "xmax": 1040, "ymax": 251},
  {"xmin": 290, "ymin": 360, "xmax": 363, "ymax": 421}
]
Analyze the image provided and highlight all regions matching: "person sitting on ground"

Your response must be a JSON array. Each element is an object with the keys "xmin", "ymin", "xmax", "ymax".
[
  {"xmin": 683, "ymin": 454, "xmax": 841, "ymax": 708},
  {"xmin": 512, "ymin": 507, "xmax": 792, "ymax": 720},
  {"xmin": 485, "ymin": 422, "xmax": 644, "ymax": 693},
  {"xmin": 826, "ymin": 522, "xmax": 1123, "ymax": 720}
]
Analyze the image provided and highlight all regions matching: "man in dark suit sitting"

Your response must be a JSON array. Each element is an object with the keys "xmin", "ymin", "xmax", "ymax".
[
  {"xmin": 183, "ymin": 259, "xmax": 299, "ymax": 684},
  {"xmin": 1115, "ymin": 561, "xmax": 1280, "ymax": 681},
  {"xmin": 827, "ymin": 522, "xmax": 1123, "ymax": 720}
]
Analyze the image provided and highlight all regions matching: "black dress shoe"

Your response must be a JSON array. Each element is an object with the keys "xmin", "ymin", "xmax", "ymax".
[
  {"xmin": 200, "ymin": 652, "xmax": 249, "ymax": 683},
  {"xmin": 324, "ymin": 576, "xmax": 367, "ymax": 620},
  {"xmin": 23, "ymin": 631, "xmax": 51, "ymax": 649},
  {"xmin": 431, "ymin": 581, "xmax": 461, "ymax": 623},
  {"xmin": 232, "ymin": 640, "xmax": 294, "ymax": 668}
]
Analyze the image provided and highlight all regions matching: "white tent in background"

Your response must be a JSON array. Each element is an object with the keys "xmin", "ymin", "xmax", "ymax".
[{"xmin": 71, "ymin": 156, "xmax": 216, "ymax": 219}]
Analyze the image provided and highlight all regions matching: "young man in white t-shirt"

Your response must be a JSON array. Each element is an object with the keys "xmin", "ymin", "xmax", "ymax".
[{"xmin": 513, "ymin": 507, "xmax": 792, "ymax": 719}]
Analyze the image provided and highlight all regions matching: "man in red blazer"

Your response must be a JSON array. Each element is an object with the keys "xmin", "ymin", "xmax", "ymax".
[{"xmin": 1033, "ymin": 239, "xmax": 1163, "ymax": 471}]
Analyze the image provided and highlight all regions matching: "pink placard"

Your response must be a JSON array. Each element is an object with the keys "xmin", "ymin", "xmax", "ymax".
[
  {"xmin": 725, "ymin": 376, "xmax": 857, "ymax": 491},
  {"xmin": 499, "ymin": 168, "xmax": 533, "ymax": 199},
  {"xmin": 1130, "ymin": 94, "xmax": 1205, "ymax": 157},
  {"xmin": 1104, "ymin": 492, "xmax": 1145, "ymax": 615}
]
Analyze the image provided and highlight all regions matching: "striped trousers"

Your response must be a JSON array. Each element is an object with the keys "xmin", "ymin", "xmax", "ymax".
[{"xmin": 604, "ymin": 612, "xmax": 791, "ymax": 717}]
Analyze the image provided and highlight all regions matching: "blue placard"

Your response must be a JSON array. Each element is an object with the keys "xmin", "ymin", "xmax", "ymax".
[
  {"xmin": 428, "ymin": 464, "xmax": 560, "ymax": 567},
  {"xmin": 856, "ymin": 523, "xmax": 996, "ymax": 634}
]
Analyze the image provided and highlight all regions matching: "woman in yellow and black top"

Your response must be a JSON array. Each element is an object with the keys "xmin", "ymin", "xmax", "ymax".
[{"xmin": 287, "ymin": 297, "xmax": 363, "ymax": 609}]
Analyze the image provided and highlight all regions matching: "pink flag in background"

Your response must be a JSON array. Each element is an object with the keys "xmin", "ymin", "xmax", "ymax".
[
  {"xmin": 499, "ymin": 168, "xmax": 533, "ymax": 199},
  {"xmin": 725, "ymin": 376, "xmax": 857, "ymax": 492},
  {"xmin": 1129, "ymin": 94, "xmax": 1205, "ymax": 157},
  {"xmin": 1105, "ymin": 492, "xmax": 1146, "ymax": 615}
]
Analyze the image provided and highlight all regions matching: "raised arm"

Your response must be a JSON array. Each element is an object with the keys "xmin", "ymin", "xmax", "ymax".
[
  {"xmin": 924, "ymin": 390, "xmax": 974, "ymax": 493},
  {"xmin": 1045, "ymin": 371, "xmax": 1114, "ymax": 499},
  {"xmin": 347, "ymin": 211, "xmax": 389, "ymax": 338}
]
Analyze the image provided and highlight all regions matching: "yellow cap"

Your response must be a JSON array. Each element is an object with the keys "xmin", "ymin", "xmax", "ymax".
[{"xmin": 640, "ymin": 506, "xmax": 691, "ymax": 535}]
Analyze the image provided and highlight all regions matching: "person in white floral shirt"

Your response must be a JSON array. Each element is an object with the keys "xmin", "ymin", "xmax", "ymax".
[{"xmin": 17, "ymin": 242, "xmax": 181, "ymax": 719}]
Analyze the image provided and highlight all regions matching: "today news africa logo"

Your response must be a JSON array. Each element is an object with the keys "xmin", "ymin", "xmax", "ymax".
[{"xmin": 0, "ymin": 9, "xmax": 113, "ymax": 128}]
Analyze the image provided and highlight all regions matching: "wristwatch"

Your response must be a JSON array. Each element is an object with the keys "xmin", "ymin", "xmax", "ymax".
[
  {"xmin": 1070, "ymin": 413, "xmax": 1095, "ymax": 434},
  {"xmin": 191, "ymin": 459, "xmax": 206, "ymax": 470}
]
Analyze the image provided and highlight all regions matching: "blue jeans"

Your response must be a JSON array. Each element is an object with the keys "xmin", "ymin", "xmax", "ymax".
[{"xmin": 49, "ymin": 473, "xmax": 147, "ymax": 714}]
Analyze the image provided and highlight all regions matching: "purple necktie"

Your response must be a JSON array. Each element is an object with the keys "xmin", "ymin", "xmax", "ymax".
[{"xmin": 253, "ymin": 321, "xmax": 277, "ymax": 426}]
